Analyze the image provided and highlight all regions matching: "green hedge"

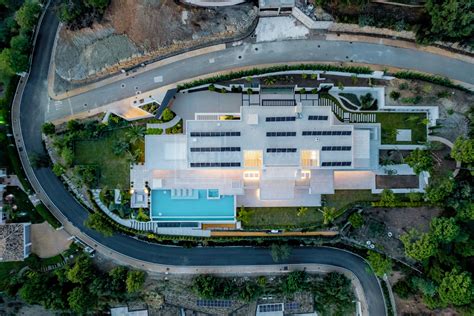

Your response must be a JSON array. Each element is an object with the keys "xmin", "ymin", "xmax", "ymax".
[
  {"xmin": 177, "ymin": 64, "xmax": 373, "ymax": 90},
  {"xmin": 394, "ymin": 71, "xmax": 472, "ymax": 93},
  {"xmin": 35, "ymin": 203, "xmax": 62, "ymax": 229},
  {"xmin": 371, "ymin": 201, "xmax": 428, "ymax": 208}
]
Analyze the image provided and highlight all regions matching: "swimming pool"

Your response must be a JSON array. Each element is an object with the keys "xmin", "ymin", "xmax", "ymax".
[{"xmin": 151, "ymin": 189, "xmax": 235, "ymax": 222}]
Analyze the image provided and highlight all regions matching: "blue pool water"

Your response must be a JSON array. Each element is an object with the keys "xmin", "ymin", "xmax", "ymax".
[{"xmin": 151, "ymin": 189, "xmax": 235, "ymax": 222}]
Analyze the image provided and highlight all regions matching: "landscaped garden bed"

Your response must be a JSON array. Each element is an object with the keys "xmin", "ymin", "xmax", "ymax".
[{"xmin": 242, "ymin": 207, "xmax": 324, "ymax": 229}]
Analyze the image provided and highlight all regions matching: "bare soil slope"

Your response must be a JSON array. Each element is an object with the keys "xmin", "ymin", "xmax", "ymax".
[{"xmin": 55, "ymin": 0, "xmax": 257, "ymax": 82}]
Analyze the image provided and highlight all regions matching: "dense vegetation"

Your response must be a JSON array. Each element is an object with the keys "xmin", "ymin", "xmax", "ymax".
[
  {"xmin": 395, "ymin": 141, "xmax": 474, "ymax": 312},
  {"xmin": 322, "ymin": 0, "xmax": 473, "ymax": 48},
  {"xmin": 55, "ymin": 0, "xmax": 110, "ymax": 29},
  {"xmin": 2, "ymin": 252, "xmax": 146, "ymax": 313},
  {"xmin": 192, "ymin": 271, "xmax": 356, "ymax": 315},
  {"xmin": 0, "ymin": 0, "xmax": 42, "ymax": 85}
]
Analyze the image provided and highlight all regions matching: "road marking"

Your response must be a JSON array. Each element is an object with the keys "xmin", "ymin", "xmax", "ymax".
[
  {"xmin": 154, "ymin": 76, "xmax": 163, "ymax": 83},
  {"xmin": 209, "ymin": 58, "xmax": 215, "ymax": 63}
]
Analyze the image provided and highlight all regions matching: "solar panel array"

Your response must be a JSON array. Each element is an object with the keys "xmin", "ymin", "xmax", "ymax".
[
  {"xmin": 308, "ymin": 115, "xmax": 329, "ymax": 120},
  {"xmin": 262, "ymin": 99, "xmax": 296, "ymax": 106},
  {"xmin": 322, "ymin": 146, "xmax": 352, "ymax": 151},
  {"xmin": 321, "ymin": 161, "xmax": 352, "ymax": 166},
  {"xmin": 196, "ymin": 300, "xmax": 232, "ymax": 308},
  {"xmin": 267, "ymin": 148, "xmax": 297, "ymax": 153},
  {"xmin": 266, "ymin": 131, "xmax": 297, "ymax": 137},
  {"xmin": 190, "ymin": 162, "xmax": 241, "ymax": 167},
  {"xmin": 285, "ymin": 302, "xmax": 299, "ymax": 310},
  {"xmin": 190, "ymin": 131, "xmax": 240, "ymax": 137},
  {"xmin": 266, "ymin": 116, "xmax": 296, "ymax": 122},
  {"xmin": 258, "ymin": 304, "xmax": 283, "ymax": 313},
  {"xmin": 190, "ymin": 147, "xmax": 240, "ymax": 152},
  {"xmin": 302, "ymin": 130, "xmax": 352, "ymax": 136}
]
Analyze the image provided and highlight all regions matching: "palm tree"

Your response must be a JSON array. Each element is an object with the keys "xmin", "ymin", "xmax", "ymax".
[
  {"xmin": 126, "ymin": 125, "xmax": 145, "ymax": 145},
  {"xmin": 320, "ymin": 206, "xmax": 337, "ymax": 225}
]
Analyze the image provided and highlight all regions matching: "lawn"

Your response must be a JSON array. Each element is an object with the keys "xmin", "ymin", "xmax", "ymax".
[
  {"xmin": 323, "ymin": 190, "xmax": 380, "ymax": 214},
  {"xmin": 4, "ymin": 186, "xmax": 44, "ymax": 224},
  {"xmin": 244, "ymin": 207, "xmax": 323, "ymax": 229},
  {"xmin": 377, "ymin": 112, "xmax": 427, "ymax": 145},
  {"xmin": 74, "ymin": 128, "xmax": 144, "ymax": 188}
]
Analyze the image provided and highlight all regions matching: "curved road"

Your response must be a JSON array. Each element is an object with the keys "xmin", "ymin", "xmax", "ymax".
[{"xmin": 17, "ymin": 4, "xmax": 474, "ymax": 315}]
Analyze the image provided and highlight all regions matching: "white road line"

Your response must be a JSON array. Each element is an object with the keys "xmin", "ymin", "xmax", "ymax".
[{"xmin": 154, "ymin": 76, "xmax": 163, "ymax": 83}]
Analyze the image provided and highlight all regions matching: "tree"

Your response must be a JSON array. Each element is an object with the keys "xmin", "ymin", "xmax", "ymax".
[
  {"xmin": 52, "ymin": 163, "xmax": 64, "ymax": 176},
  {"xmin": 297, "ymin": 207, "xmax": 308, "ymax": 217},
  {"xmin": 405, "ymin": 149, "xmax": 433, "ymax": 175},
  {"xmin": 0, "ymin": 48, "xmax": 14, "ymax": 78},
  {"xmin": 85, "ymin": 0, "xmax": 110, "ymax": 12},
  {"xmin": 41, "ymin": 122, "xmax": 56, "ymax": 135},
  {"xmin": 389, "ymin": 91, "xmax": 400, "ymax": 100},
  {"xmin": 360, "ymin": 92, "xmax": 374, "ymax": 109},
  {"xmin": 314, "ymin": 272, "xmax": 355, "ymax": 316},
  {"xmin": 15, "ymin": 0, "xmax": 41, "ymax": 31},
  {"xmin": 61, "ymin": 147, "xmax": 74, "ymax": 167},
  {"xmin": 10, "ymin": 33, "xmax": 30, "ymax": 54},
  {"xmin": 109, "ymin": 266, "xmax": 128, "ymax": 294},
  {"xmin": 400, "ymin": 229, "xmax": 438, "ymax": 261},
  {"xmin": 430, "ymin": 217, "xmax": 460, "ymax": 243},
  {"xmin": 422, "ymin": 0, "xmax": 474, "ymax": 43},
  {"xmin": 161, "ymin": 108, "xmax": 175, "ymax": 122},
  {"xmin": 425, "ymin": 176, "xmax": 455, "ymax": 204},
  {"xmin": 237, "ymin": 207, "xmax": 253, "ymax": 225},
  {"xmin": 66, "ymin": 254, "xmax": 95, "ymax": 284},
  {"xmin": 113, "ymin": 139, "xmax": 129, "ymax": 156},
  {"xmin": 320, "ymin": 206, "xmax": 337, "ymax": 225},
  {"xmin": 348, "ymin": 212, "xmax": 364, "ymax": 228},
  {"xmin": 68, "ymin": 287, "xmax": 96, "ymax": 314},
  {"xmin": 367, "ymin": 251, "xmax": 392, "ymax": 277},
  {"xmin": 282, "ymin": 271, "xmax": 307, "ymax": 294},
  {"xmin": 66, "ymin": 119, "xmax": 82, "ymax": 132},
  {"xmin": 438, "ymin": 269, "xmax": 473, "ymax": 306},
  {"xmin": 238, "ymin": 282, "xmax": 261, "ymax": 302},
  {"xmin": 192, "ymin": 275, "xmax": 226, "ymax": 299},
  {"xmin": 270, "ymin": 243, "xmax": 291, "ymax": 263},
  {"xmin": 393, "ymin": 279, "xmax": 416, "ymax": 299},
  {"xmin": 29, "ymin": 152, "xmax": 49, "ymax": 169},
  {"xmin": 19, "ymin": 272, "xmax": 52, "ymax": 306},
  {"xmin": 126, "ymin": 270, "xmax": 146, "ymax": 293},
  {"xmin": 379, "ymin": 189, "xmax": 397, "ymax": 207},
  {"xmin": 126, "ymin": 125, "xmax": 145, "ymax": 145},
  {"xmin": 451, "ymin": 137, "xmax": 474, "ymax": 174},
  {"xmin": 85, "ymin": 212, "xmax": 114, "ymax": 237}
]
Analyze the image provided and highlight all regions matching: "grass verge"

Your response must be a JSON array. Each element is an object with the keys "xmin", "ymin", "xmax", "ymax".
[{"xmin": 244, "ymin": 207, "xmax": 323, "ymax": 229}]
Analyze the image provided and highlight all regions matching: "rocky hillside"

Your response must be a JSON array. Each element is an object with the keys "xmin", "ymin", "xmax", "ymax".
[{"xmin": 54, "ymin": 0, "xmax": 257, "ymax": 82}]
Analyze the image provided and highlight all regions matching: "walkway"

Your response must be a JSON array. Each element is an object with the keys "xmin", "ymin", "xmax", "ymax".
[
  {"xmin": 147, "ymin": 115, "xmax": 181, "ymax": 129},
  {"xmin": 427, "ymin": 135, "xmax": 462, "ymax": 177}
]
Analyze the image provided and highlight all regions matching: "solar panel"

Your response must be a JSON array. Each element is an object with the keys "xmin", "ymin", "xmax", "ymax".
[
  {"xmin": 266, "ymin": 116, "xmax": 296, "ymax": 122},
  {"xmin": 196, "ymin": 300, "xmax": 232, "ymax": 308},
  {"xmin": 262, "ymin": 99, "xmax": 296, "ymax": 106},
  {"xmin": 258, "ymin": 304, "xmax": 283, "ymax": 312},
  {"xmin": 285, "ymin": 302, "xmax": 299, "ymax": 310},
  {"xmin": 302, "ymin": 130, "xmax": 352, "ymax": 136},
  {"xmin": 266, "ymin": 148, "xmax": 297, "ymax": 153},
  {"xmin": 321, "ymin": 146, "xmax": 351, "ymax": 151},
  {"xmin": 190, "ymin": 131, "xmax": 240, "ymax": 137},
  {"xmin": 266, "ymin": 132, "xmax": 297, "ymax": 137},
  {"xmin": 321, "ymin": 161, "xmax": 352, "ymax": 167},
  {"xmin": 308, "ymin": 115, "xmax": 329, "ymax": 120},
  {"xmin": 190, "ymin": 162, "xmax": 241, "ymax": 167},
  {"xmin": 190, "ymin": 147, "xmax": 240, "ymax": 152}
]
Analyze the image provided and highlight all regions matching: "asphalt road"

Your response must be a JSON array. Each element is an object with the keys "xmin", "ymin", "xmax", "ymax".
[
  {"xmin": 47, "ymin": 33, "xmax": 474, "ymax": 121},
  {"xmin": 26, "ymin": 4, "xmax": 474, "ymax": 315}
]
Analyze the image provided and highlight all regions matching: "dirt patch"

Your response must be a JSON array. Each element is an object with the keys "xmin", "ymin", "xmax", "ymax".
[
  {"xmin": 54, "ymin": 0, "xmax": 257, "ymax": 82},
  {"xmin": 376, "ymin": 175, "xmax": 419, "ymax": 189},
  {"xmin": 348, "ymin": 206, "xmax": 443, "ymax": 261},
  {"xmin": 30, "ymin": 222, "xmax": 72, "ymax": 258}
]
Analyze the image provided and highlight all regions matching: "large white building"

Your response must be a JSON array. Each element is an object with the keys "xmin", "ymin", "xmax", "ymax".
[{"xmin": 130, "ymin": 87, "xmax": 426, "ymax": 226}]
